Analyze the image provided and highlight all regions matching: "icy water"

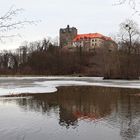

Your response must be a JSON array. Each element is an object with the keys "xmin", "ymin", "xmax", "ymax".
[
  {"xmin": 1, "ymin": 77, "xmax": 140, "ymax": 140},
  {"xmin": 1, "ymin": 76, "xmax": 140, "ymax": 95}
]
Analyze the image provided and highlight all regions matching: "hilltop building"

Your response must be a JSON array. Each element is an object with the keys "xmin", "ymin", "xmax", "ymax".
[
  {"xmin": 59, "ymin": 25, "xmax": 77, "ymax": 48},
  {"xmin": 59, "ymin": 25, "xmax": 117, "ymax": 52}
]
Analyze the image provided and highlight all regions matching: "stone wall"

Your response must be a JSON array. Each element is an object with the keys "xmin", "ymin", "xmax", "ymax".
[{"xmin": 59, "ymin": 25, "xmax": 77, "ymax": 48}]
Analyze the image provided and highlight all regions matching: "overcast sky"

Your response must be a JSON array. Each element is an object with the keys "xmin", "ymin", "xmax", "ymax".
[{"xmin": 0, "ymin": 0, "xmax": 140, "ymax": 50}]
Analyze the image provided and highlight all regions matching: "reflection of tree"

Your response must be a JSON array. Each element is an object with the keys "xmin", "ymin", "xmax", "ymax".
[
  {"xmin": 12, "ymin": 87, "xmax": 129, "ymax": 126},
  {"xmin": 118, "ymin": 95, "xmax": 140, "ymax": 140},
  {"xmin": 14, "ymin": 94, "xmax": 59, "ymax": 115},
  {"xmin": 59, "ymin": 107, "xmax": 78, "ymax": 128},
  {"xmin": 105, "ymin": 90, "xmax": 140, "ymax": 140},
  {"xmin": 3, "ymin": 85, "xmax": 140, "ymax": 136}
]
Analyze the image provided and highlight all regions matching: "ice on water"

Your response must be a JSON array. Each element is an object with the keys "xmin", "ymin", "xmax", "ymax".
[{"xmin": 0, "ymin": 76, "xmax": 140, "ymax": 96}]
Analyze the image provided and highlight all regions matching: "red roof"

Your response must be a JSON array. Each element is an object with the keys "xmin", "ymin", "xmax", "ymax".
[
  {"xmin": 73, "ymin": 111, "xmax": 102, "ymax": 120},
  {"xmin": 73, "ymin": 33, "xmax": 112, "ymax": 42}
]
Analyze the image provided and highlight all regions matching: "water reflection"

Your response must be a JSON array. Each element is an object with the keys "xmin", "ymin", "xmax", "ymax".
[{"xmin": 1, "ymin": 86, "xmax": 140, "ymax": 140}]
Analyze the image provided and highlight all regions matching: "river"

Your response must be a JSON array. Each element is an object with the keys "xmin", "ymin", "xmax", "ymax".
[{"xmin": 0, "ymin": 77, "xmax": 140, "ymax": 140}]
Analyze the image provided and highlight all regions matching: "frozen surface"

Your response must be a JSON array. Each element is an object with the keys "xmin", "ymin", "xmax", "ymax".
[{"xmin": 0, "ymin": 76, "xmax": 140, "ymax": 96}]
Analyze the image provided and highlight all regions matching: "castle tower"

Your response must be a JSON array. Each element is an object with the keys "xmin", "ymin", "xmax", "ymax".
[{"xmin": 59, "ymin": 25, "xmax": 78, "ymax": 48}]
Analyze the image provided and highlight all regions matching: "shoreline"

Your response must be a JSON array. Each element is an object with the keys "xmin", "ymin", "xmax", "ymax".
[
  {"xmin": 0, "ymin": 75, "xmax": 139, "ymax": 80},
  {"xmin": 1, "ymin": 85, "xmax": 140, "ymax": 98}
]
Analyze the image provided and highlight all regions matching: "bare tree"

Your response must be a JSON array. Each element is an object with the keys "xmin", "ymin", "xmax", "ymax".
[
  {"xmin": 117, "ymin": 0, "xmax": 140, "ymax": 14},
  {"xmin": 114, "ymin": 19, "xmax": 140, "ymax": 79},
  {"xmin": 117, "ymin": 0, "xmax": 136, "ymax": 7},
  {"xmin": 0, "ymin": 6, "xmax": 36, "ymax": 41},
  {"xmin": 119, "ymin": 19, "xmax": 140, "ymax": 54}
]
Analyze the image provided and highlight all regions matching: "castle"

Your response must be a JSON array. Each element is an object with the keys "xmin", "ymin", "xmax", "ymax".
[
  {"xmin": 59, "ymin": 25, "xmax": 117, "ymax": 52},
  {"xmin": 59, "ymin": 25, "xmax": 77, "ymax": 48}
]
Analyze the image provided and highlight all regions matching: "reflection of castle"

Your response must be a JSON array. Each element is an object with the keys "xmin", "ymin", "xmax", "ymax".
[
  {"xmin": 59, "ymin": 25, "xmax": 117, "ymax": 52},
  {"xmin": 57, "ymin": 86, "xmax": 115, "ymax": 125},
  {"xmin": 13, "ymin": 86, "xmax": 117, "ymax": 126},
  {"xmin": 8, "ymin": 86, "xmax": 140, "ymax": 139}
]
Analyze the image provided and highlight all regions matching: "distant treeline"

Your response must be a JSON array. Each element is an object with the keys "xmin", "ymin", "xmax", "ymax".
[{"xmin": 0, "ymin": 38, "xmax": 140, "ymax": 79}]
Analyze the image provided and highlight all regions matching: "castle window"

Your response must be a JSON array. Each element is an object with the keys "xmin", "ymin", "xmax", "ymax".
[{"xmin": 92, "ymin": 39, "xmax": 97, "ymax": 42}]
